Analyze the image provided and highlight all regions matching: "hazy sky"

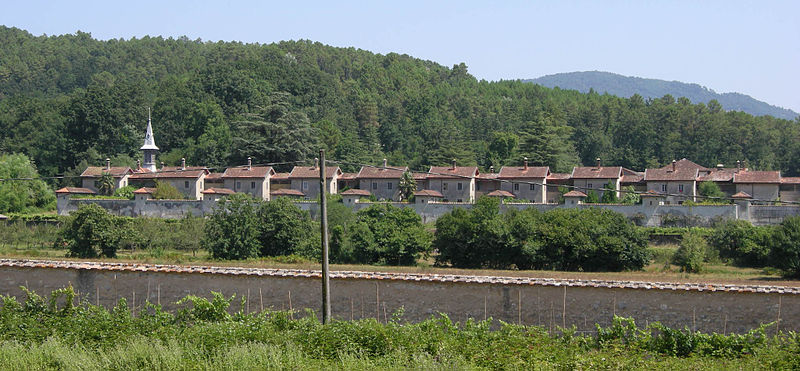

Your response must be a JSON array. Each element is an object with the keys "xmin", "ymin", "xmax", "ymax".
[{"xmin": 2, "ymin": 0, "xmax": 799, "ymax": 112}]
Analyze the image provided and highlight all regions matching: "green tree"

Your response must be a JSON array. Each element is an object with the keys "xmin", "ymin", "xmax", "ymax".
[
  {"xmin": 486, "ymin": 132, "xmax": 518, "ymax": 167},
  {"xmin": 672, "ymin": 231, "xmax": 707, "ymax": 273},
  {"xmin": 61, "ymin": 204, "xmax": 137, "ymax": 258},
  {"xmin": 585, "ymin": 190, "xmax": 600, "ymax": 203},
  {"xmin": 619, "ymin": 185, "xmax": 640, "ymax": 205},
  {"xmin": 349, "ymin": 204, "xmax": 432, "ymax": 265},
  {"xmin": 96, "ymin": 172, "xmax": 115, "ymax": 196},
  {"xmin": 152, "ymin": 181, "xmax": 184, "ymax": 200},
  {"xmin": 770, "ymin": 216, "xmax": 800, "ymax": 278},
  {"xmin": 698, "ymin": 181, "xmax": 728, "ymax": 204},
  {"xmin": 600, "ymin": 181, "xmax": 618, "ymax": 203},
  {"xmin": 204, "ymin": 194, "xmax": 260, "ymax": 260},
  {"xmin": 398, "ymin": 170, "xmax": 417, "ymax": 201},
  {"xmin": 0, "ymin": 153, "xmax": 55, "ymax": 213},
  {"xmin": 257, "ymin": 196, "xmax": 319, "ymax": 259},
  {"xmin": 112, "ymin": 185, "xmax": 137, "ymax": 200},
  {"xmin": 708, "ymin": 220, "xmax": 771, "ymax": 267}
]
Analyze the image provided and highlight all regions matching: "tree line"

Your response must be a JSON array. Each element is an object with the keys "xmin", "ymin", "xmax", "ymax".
[{"xmin": 1, "ymin": 26, "xmax": 798, "ymax": 185}]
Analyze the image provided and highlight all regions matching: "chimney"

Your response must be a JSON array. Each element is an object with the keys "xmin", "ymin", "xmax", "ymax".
[
  {"xmin": 716, "ymin": 164, "xmax": 724, "ymax": 170},
  {"xmin": 136, "ymin": 159, "xmax": 141, "ymax": 169},
  {"xmin": 160, "ymin": 161, "xmax": 165, "ymax": 171},
  {"xmin": 247, "ymin": 157, "xmax": 252, "ymax": 170},
  {"xmin": 181, "ymin": 158, "xmax": 186, "ymax": 171},
  {"xmin": 105, "ymin": 158, "xmax": 111, "ymax": 171},
  {"xmin": 524, "ymin": 157, "xmax": 528, "ymax": 170},
  {"xmin": 383, "ymin": 158, "xmax": 388, "ymax": 169},
  {"xmin": 596, "ymin": 158, "xmax": 601, "ymax": 168},
  {"xmin": 736, "ymin": 160, "xmax": 741, "ymax": 171},
  {"xmin": 490, "ymin": 166, "xmax": 494, "ymax": 173},
  {"xmin": 451, "ymin": 159, "xmax": 457, "ymax": 170},
  {"xmin": 671, "ymin": 159, "xmax": 676, "ymax": 172},
  {"xmin": 314, "ymin": 157, "xmax": 319, "ymax": 169}
]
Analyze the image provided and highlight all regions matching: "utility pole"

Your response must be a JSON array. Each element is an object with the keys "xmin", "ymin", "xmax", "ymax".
[{"xmin": 319, "ymin": 149, "xmax": 331, "ymax": 324}]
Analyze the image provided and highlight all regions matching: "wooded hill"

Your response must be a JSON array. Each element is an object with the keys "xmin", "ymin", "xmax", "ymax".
[
  {"xmin": 1, "ymin": 26, "xmax": 799, "ymax": 184},
  {"xmin": 526, "ymin": 71, "xmax": 799, "ymax": 120}
]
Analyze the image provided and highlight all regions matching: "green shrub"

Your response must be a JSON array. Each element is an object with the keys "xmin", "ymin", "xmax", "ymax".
[
  {"xmin": 585, "ymin": 190, "xmax": 599, "ymax": 203},
  {"xmin": 204, "ymin": 194, "xmax": 260, "ymax": 260},
  {"xmin": 708, "ymin": 220, "xmax": 772, "ymax": 267},
  {"xmin": 152, "ymin": 181, "xmax": 185, "ymax": 200},
  {"xmin": 60, "ymin": 204, "xmax": 140, "ymax": 258},
  {"xmin": 672, "ymin": 231, "xmax": 707, "ymax": 273},
  {"xmin": 770, "ymin": 216, "xmax": 800, "ymax": 278},
  {"xmin": 113, "ymin": 185, "xmax": 137, "ymax": 200}
]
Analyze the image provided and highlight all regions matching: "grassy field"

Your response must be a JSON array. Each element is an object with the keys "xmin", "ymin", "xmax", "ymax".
[
  {"xmin": 0, "ymin": 287, "xmax": 797, "ymax": 370},
  {"xmin": 0, "ymin": 241, "xmax": 796, "ymax": 287}
]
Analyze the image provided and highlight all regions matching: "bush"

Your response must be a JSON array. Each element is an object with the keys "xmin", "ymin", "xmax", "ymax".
[
  {"xmin": 113, "ymin": 185, "xmax": 137, "ymax": 200},
  {"xmin": 600, "ymin": 181, "xmax": 618, "ymax": 203},
  {"xmin": 672, "ymin": 231, "xmax": 707, "ymax": 273},
  {"xmin": 152, "ymin": 181, "xmax": 185, "ymax": 200},
  {"xmin": 0, "ymin": 153, "xmax": 56, "ymax": 213},
  {"xmin": 708, "ymin": 220, "xmax": 772, "ymax": 267},
  {"xmin": 770, "ymin": 216, "xmax": 800, "ymax": 278},
  {"xmin": 204, "ymin": 194, "xmax": 260, "ymax": 260},
  {"xmin": 258, "ymin": 197, "xmax": 319, "ymax": 259},
  {"xmin": 348, "ymin": 204, "xmax": 431, "ymax": 265},
  {"xmin": 61, "ymin": 204, "xmax": 140, "ymax": 258},
  {"xmin": 585, "ymin": 190, "xmax": 599, "ymax": 203}
]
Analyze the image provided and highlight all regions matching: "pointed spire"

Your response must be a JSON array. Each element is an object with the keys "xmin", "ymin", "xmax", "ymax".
[{"xmin": 140, "ymin": 107, "xmax": 159, "ymax": 151}]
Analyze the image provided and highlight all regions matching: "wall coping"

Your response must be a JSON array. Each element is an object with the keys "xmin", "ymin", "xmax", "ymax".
[{"xmin": 1, "ymin": 258, "xmax": 796, "ymax": 295}]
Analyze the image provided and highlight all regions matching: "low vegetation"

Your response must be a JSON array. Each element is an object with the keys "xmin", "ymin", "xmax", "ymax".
[{"xmin": 0, "ymin": 286, "xmax": 797, "ymax": 369}]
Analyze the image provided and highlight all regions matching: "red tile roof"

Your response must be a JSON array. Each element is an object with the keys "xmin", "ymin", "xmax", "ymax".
[
  {"xmin": 477, "ymin": 172, "xmax": 499, "ymax": 180},
  {"xmin": 272, "ymin": 172, "xmax": 290, "ymax": 180},
  {"xmin": 733, "ymin": 171, "xmax": 781, "ymax": 184},
  {"xmin": 222, "ymin": 166, "xmax": 275, "ymax": 179},
  {"xmin": 497, "ymin": 166, "xmax": 549, "ymax": 179},
  {"xmin": 486, "ymin": 190, "xmax": 514, "ymax": 198},
  {"xmin": 129, "ymin": 166, "xmax": 208, "ymax": 180},
  {"xmin": 563, "ymin": 190, "xmax": 587, "ymax": 197},
  {"xmin": 340, "ymin": 189, "xmax": 372, "ymax": 196},
  {"xmin": 356, "ymin": 165, "xmax": 407, "ymax": 179},
  {"xmin": 271, "ymin": 188, "xmax": 305, "ymax": 196},
  {"xmin": 339, "ymin": 172, "xmax": 358, "ymax": 180},
  {"xmin": 620, "ymin": 168, "xmax": 644, "ymax": 184},
  {"xmin": 413, "ymin": 172, "xmax": 428, "ymax": 181},
  {"xmin": 427, "ymin": 166, "xmax": 479, "ymax": 179},
  {"xmin": 731, "ymin": 191, "xmax": 752, "ymax": 199},
  {"xmin": 80, "ymin": 166, "xmax": 133, "ymax": 177},
  {"xmin": 782, "ymin": 177, "xmax": 800, "ymax": 184},
  {"xmin": 644, "ymin": 167, "xmax": 698, "ymax": 182},
  {"xmin": 201, "ymin": 187, "xmax": 235, "ymax": 195},
  {"xmin": 697, "ymin": 168, "xmax": 737, "ymax": 182},
  {"xmin": 205, "ymin": 172, "xmax": 224, "ymax": 181},
  {"xmin": 571, "ymin": 166, "xmax": 622, "ymax": 179},
  {"xmin": 288, "ymin": 166, "xmax": 342, "ymax": 179},
  {"xmin": 133, "ymin": 187, "xmax": 157, "ymax": 194},
  {"xmin": 414, "ymin": 189, "xmax": 444, "ymax": 198},
  {"xmin": 661, "ymin": 158, "xmax": 710, "ymax": 172},
  {"xmin": 55, "ymin": 187, "xmax": 95, "ymax": 194}
]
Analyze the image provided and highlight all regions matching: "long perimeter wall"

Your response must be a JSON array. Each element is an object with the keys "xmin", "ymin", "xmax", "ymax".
[{"xmin": 0, "ymin": 259, "xmax": 796, "ymax": 334}]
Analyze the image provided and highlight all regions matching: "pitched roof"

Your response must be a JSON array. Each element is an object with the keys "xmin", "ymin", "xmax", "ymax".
[
  {"xmin": 222, "ymin": 166, "xmax": 275, "ymax": 179},
  {"xmin": 563, "ymin": 190, "xmax": 587, "ymax": 197},
  {"xmin": 546, "ymin": 173, "xmax": 571, "ymax": 183},
  {"xmin": 731, "ymin": 191, "xmax": 753, "ymax": 199},
  {"xmin": 697, "ymin": 168, "xmax": 737, "ymax": 182},
  {"xmin": 413, "ymin": 173, "xmax": 428, "ymax": 181},
  {"xmin": 427, "ymin": 166, "xmax": 479, "ymax": 179},
  {"xmin": 356, "ymin": 165, "xmax": 407, "ymax": 179},
  {"xmin": 661, "ymin": 158, "xmax": 710, "ymax": 172},
  {"xmin": 497, "ymin": 166, "xmax": 549, "ymax": 179},
  {"xmin": 781, "ymin": 177, "xmax": 800, "ymax": 184},
  {"xmin": 340, "ymin": 189, "xmax": 372, "ymax": 196},
  {"xmin": 620, "ymin": 168, "xmax": 644, "ymax": 184},
  {"xmin": 733, "ymin": 171, "xmax": 781, "ymax": 184},
  {"xmin": 80, "ymin": 166, "xmax": 133, "ymax": 177},
  {"xmin": 644, "ymin": 167, "xmax": 698, "ymax": 182},
  {"xmin": 133, "ymin": 187, "xmax": 156, "ymax": 194},
  {"xmin": 486, "ymin": 190, "xmax": 514, "ymax": 198},
  {"xmin": 339, "ymin": 172, "xmax": 358, "ymax": 180},
  {"xmin": 129, "ymin": 166, "xmax": 208, "ymax": 180},
  {"xmin": 270, "ymin": 188, "xmax": 305, "ymax": 196},
  {"xmin": 272, "ymin": 172, "xmax": 290, "ymax": 180},
  {"xmin": 201, "ymin": 187, "xmax": 235, "ymax": 195},
  {"xmin": 205, "ymin": 172, "xmax": 224, "ymax": 182},
  {"xmin": 288, "ymin": 166, "xmax": 342, "ymax": 179},
  {"xmin": 571, "ymin": 166, "xmax": 622, "ymax": 179},
  {"xmin": 640, "ymin": 190, "xmax": 665, "ymax": 197},
  {"xmin": 414, "ymin": 189, "xmax": 444, "ymax": 198},
  {"xmin": 55, "ymin": 187, "xmax": 95, "ymax": 194}
]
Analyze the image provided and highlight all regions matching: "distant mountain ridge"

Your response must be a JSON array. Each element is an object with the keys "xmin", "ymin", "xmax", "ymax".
[{"xmin": 525, "ymin": 71, "xmax": 798, "ymax": 120}]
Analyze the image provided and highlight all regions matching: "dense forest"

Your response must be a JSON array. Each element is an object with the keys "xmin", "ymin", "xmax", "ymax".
[
  {"xmin": 1, "ymin": 26, "xmax": 799, "ymax": 186},
  {"xmin": 527, "ymin": 71, "xmax": 799, "ymax": 120}
]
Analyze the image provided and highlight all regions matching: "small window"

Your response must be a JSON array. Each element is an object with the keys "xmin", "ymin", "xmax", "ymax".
[
  {"xmin": 184, "ymin": 181, "xmax": 189, "ymax": 189},
  {"xmin": 476, "ymin": 183, "xmax": 481, "ymax": 191},
  {"xmin": 251, "ymin": 181, "xmax": 256, "ymax": 189},
  {"xmin": 236, "ymin": 181, "xmax": 241, "ymax": 190},
  {"xmin": 530, "ymin": 184, "xmax": 535, "ymax": 191},
  {"xmin": 387, "ymin": 182, "xmax": 392, "ymax": 190},
  {"xmin": 302, "ymin": 181, "xmax": 308, "ymax": 190},
  {"xmin": 661, "ymin": 184, "xmax": 667, "ymax": 192},
  {"xmin": 457, "ymin": 183, "xmax": 463, "ymax": 190},
  {"xmin": 678, "ymin": 184, "xmax": 684, "ymax": 193},
  {"xmin": 372, "ymin": 182, "xmax": 378, "ymax": 190},
  {"xmin": 514, "ymin": 183, "xmax": 519, "ymax": 191},
  {"xmin": 588, "ymin": 183, "xmax": 593, "ymax": 189},
  {"xmin": 457, "ymin": 199, "xmax": 463, "ymax": 202},
  {"xmin": 443, "ymin": 183, "xmax": 448, "ymax": 190}
]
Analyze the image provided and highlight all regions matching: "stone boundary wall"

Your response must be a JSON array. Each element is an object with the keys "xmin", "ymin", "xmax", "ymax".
[
  {"xmin": 750, "ymin": 205, "xmax": 800, "ymax": 226},
  {"xmin": 0, "ymin": 259, "xmax": 796, "ymax": 334}
]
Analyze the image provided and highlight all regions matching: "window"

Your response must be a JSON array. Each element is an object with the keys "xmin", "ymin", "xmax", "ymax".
[
  {"xmin": 372, "ymin": 182, "xmax": 378, "ymax": 190},
  {"xmin": 514, "ymin": 183, "xmax": 519, "ymax": 191},
  {"xmin": 457, "ymin": 183, "xmax": 463, "ymax": 190},
  {"xmin": 387, "ymin": 182, "xmax": 392, "ymax": 190},
  {"xmin": 443, "ymin": 183, "xmax": 448, "ymax": 190},
  {"xmin": 457, "ymin": 199, "xmax": 463, "ymax": 202},
  {"xmin": 678, "ymin": 184, "xmax": 684, "ymax": 193},
  {"xmin": 588, "ymin": 183, "xmax": 593, "ymax": 189},
  {"xmin": 251, "ymin": 181, "xmax": 256, "ymax": 189},
  {"xmin": 530, "ymin": 184, "xmax": 535, "ymax": 191},
  {"xmin": 661, "ymin": 184, "xmax": 667, "ymax": 192},
  {"xmin": 184, "ymin": 181, "xmax": 189, "ymax": 189},
  {"xmin": 476, "ymin": 182, "xmax": 481, "ymax": 191},
  {"xmin": 302, "ymin": 181, "xmax": 308, "ymax": 190},
  {"xmin": 236, "ymin": 181, "xmax": 241, "ymax": 190}
]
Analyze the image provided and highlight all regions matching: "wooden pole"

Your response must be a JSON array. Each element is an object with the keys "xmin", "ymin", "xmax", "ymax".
[
  {"xmin": 777, "ymin": 295, "xmax": 782, "ymax": 335},
  {"xmin": 259, "ymin": 288, "xmax": 264, "ymax": 312},
  {"xmin": 562, "ymin": 286, "xmax": 566, "ymax": 329},
  {"xmin": 320, "ymin": 149, "xmax": 331, "ymax": 324}
]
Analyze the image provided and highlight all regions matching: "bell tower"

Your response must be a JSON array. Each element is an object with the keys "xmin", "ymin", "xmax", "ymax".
[{"xmin": 140, "ymin": 108, "xmax": 159, "ymax": 172}]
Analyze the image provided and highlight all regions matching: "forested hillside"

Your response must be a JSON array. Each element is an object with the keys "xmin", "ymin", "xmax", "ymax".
[
  {"xmin": 527, "ymin": 71, "xmax": 799, "ymax": 120},
  {"xmin": 1, "ymin": 26, "xmax": 799, "ymax": 185}
]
